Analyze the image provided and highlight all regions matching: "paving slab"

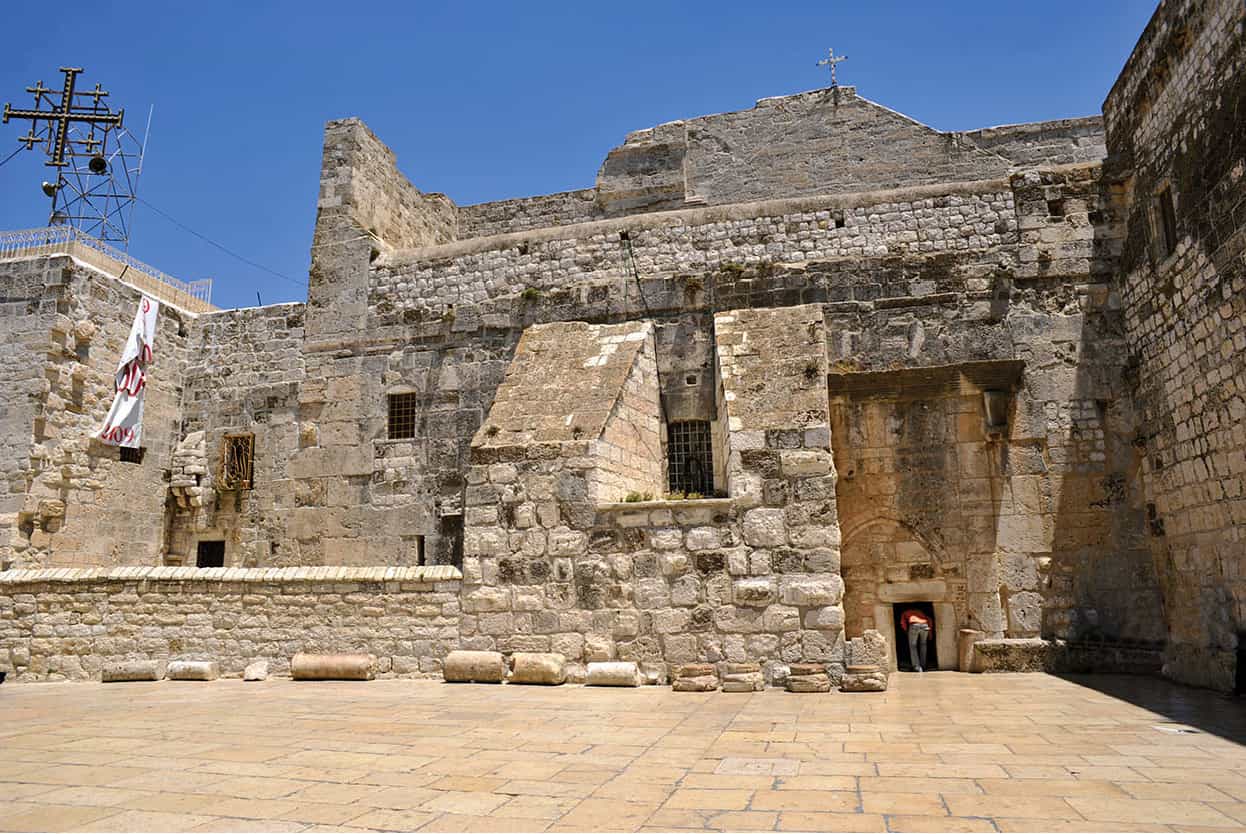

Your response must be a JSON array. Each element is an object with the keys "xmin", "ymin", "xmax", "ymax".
[{"xmin": 0, "ymin": 673, "xmax": 1243, "ymax": 832}]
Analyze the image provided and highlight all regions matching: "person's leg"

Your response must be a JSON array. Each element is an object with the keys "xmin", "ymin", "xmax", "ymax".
[
  {"xmin": 917, "ymin": 627, "xmax": 929, "ymax": 671},
  {"xmin": 907, "ymin": 626, "xmax": 922, "ymax": 672}
]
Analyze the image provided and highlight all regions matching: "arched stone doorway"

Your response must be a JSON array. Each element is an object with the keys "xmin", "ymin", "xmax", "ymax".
[{"xmin": 841, "ymin": 517, "xmax": 959, "ymax": 670}]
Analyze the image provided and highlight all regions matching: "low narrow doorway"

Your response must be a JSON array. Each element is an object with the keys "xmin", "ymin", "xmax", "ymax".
[
  {"xmin": 892, "ymin": 601, "xmax": 939, "ymax": 671},
  {"xmin": 196, "ymin": 540, "xmax": 225, "ymax": 568}
]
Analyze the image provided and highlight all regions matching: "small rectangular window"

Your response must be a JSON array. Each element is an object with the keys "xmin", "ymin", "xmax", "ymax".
[
  {"xmin": 388, "ymin": 392, "xmax": 418, "ymax": 439},
  {"xmin": 119, "ymin": 446, "xmax": 145, "ymax": 464},
  {"xmin": 667, "ymin": 420, "xmax": 714, "ymax": 496},
  {"xmin": 219, "ymin": 433, "xmax": 255, "ymax": 490},
  {"xmin": 1156, "ymin": 186, "xmax": 1178, "ymax": 258},
  {"xmin": 196, "ymin": 540, "xmax": 225, "ymax": 568}
]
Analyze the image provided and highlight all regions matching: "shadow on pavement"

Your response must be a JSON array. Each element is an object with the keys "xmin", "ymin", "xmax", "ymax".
[{"xmin": 1059, "ymin": 673, "xmax": 1246, "ymax": 745}]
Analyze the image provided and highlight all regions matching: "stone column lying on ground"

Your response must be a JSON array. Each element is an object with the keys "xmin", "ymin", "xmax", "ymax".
[
  {"xmin": 586, "ymin": 661, "xmax": 643, "ymax": 687},
  {"xmin": 721, "ymin": 662, "xmax": 765, "ymax": 692},
  {"xmin": 167, "ymin": 661, "xmax": 220, "ymax": 681},
  {"xmin": 443, "ymin": 650, "xmax": 508, "ymax": 683},
  {"xmin": 102, "ymin": 660, "xmax": 166, "ymax": 682},
  {"xmin": 509, "ymin": 652, "xmax": 566, "ymax": 685},
  {"xmin": 243, "ymin": 660, "xmax": 269, "ymax": 681},
  {"xmin": 290, "ymin": 653, "xmax": 377, "ymax": 681}
]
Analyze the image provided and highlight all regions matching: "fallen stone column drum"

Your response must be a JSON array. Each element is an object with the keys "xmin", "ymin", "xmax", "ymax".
[
  {"xmin": 290, "ymin": 653, "xmax": 377, "ymax": 681},
  {"xmin": 586, "ymin": 661, "xmax": 643, "ymax": 687},
  {"xmin": 721, "ymin": 662, "xmax": 765, "ymax": 692},
  {"xmin": 443, "ymin": 650, "xmax": 508, "ymax": 683},
  {"xmin": 509, "ymin": 652, "xmax": 566, "ymax": 685},
  {"xmin": 101, "ymin": 660, "xmax": 166, "ymax": 682},
  {"xmin": 167, "ymin": 661, "xmax": 220, "ymax": 681}
]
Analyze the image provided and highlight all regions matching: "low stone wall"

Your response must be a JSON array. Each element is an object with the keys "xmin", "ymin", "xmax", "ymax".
[{"xmin": 0, "ymin": 566, "xmax": 462, "ymax": 682}]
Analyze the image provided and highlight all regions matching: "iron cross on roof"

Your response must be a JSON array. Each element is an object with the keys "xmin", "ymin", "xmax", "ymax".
[
  {"xmin": 3, "ymin": 67, "xmax": 123, "ymax": 167},
  {"xmin": 815, "ymin": 48, "xmax": 848, "ymax": 87}
]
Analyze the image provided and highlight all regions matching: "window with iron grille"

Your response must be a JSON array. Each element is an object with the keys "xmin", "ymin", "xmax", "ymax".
[
  {"xmin": 388, "ymin": 392, "xmax": 418, "ymax": 440},
  {"xmin": 218, "ymin": 433, "xmax": 255, "ymax": 490},
  {"xmin": 667, "ymin": 420, "xmax": 713, "ymax": 495},
  {"xmin": 119, "ymin": 446, "xmax": 145, "ymax": 464}
]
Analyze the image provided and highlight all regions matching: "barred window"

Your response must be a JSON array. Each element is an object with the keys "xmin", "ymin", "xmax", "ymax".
[
  {"xmin": 388, "ymin": 392, "xmax": 418, "ymax": 440},
  {"xmin": 218, "ymin": 433, "xmax": 255, "ymax": 490},
  {"xmin": 667, "ymin": 420, "xmax": 713, "ymax": 495},
  {"xmin": 119, "ymin": 446, "xmax": 145, "ymax": 464}
]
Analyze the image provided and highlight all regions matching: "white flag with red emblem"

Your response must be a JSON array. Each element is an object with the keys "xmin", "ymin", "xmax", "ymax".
[{"xmin": 95, "ymin": 295, "xmax": 159, "ymax": 448}]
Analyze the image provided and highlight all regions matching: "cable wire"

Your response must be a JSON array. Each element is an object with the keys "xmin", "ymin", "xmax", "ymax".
[
  {"xmin": 0, "ymin": 145, "xmax": 25, "ymax": 169},
  {"xmin": 135, "ymin": 195, "xmax": 306, "ymax": 287}
]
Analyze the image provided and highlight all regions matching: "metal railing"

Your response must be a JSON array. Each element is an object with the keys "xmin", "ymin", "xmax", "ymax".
[{"xmin": 0, "ymin": 226, "xmax": 215, "ymax": 313}]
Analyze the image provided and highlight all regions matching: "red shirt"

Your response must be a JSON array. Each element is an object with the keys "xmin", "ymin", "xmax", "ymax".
[{"xmin": 900, "ymin": 610, "xmax": 931, "ymax": 631}]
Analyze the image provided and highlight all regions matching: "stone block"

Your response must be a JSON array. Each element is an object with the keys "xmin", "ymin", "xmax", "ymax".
[
  {"xmin": 721, "ymin": 668, "xmax": 765, "ymax": 691},
  {"xmin": 685, "ymin": 528, "xmax": 723, "ymax": 551},
  {"xmin": 742, "ymin": 508, "xmax": 787, "ymax": 547},
  {"xmin": 443, "ymin": 650, "xmax": 507, "ymax": 683},
  {"xmin": 243, "ymin": 660, "xmax": 269, "ymax": 681},
  {"xmin": 674, "ymin": 663, "xmax": 716, "ymax": 677},
  {"xmin": 510, "ymin": 652, "xmax": 566, "ymax": 685},
  {"xmin": 167, "ymin": 661, "xmax": 219, "ymax": 681},
  {"xmin": 780, "ymin": 450, "xmax": 832, "ymax": 477},
  {"xmin": 788, "ymin": 662, "xmax": 825, "ymax": 676},
  {"xmin": 780, "ymin": 576, "xmax": 843, "ymax": 606},
  {"xmin": 584, "ymin": 634, "xmax": 615, "ymax": 662},
  {"xmin": 672, "ymin": 674, "xmax": 718, "ymax": 692},
  {"xmin": 786, "ymin": 673, "xmax": 831, "ymax": 693},
  {"xmin": 290, "ymin": 653, "xmax": 377, "ymax": 681},
  {"xmin": 803, "ymin": 605, "xmax": 844, "ymax": 630},
  {"xmin": 586, "ymin": 661, "xmax": 643, "ymax": 687},
  {"xmin": 840, "ymin": 664, "xmax": 888, "ymax": 692},
  {"xmin": 463, "ymin": 587, "xmax": 511, "ymax": 613},
  {"xmin": 732, "ymin": 578, "xmax": 776, "ymax": 607},
  {"xmin": 1007, "ymin": 591, "xmax": 1043, "ymax": 635},
  {"xmin": 102, "ymin": 660, "xmax": 166, "ymax": 682}
]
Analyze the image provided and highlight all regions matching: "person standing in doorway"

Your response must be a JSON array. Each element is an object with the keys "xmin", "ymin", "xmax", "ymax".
[{"xmin": 900, "ymin": 608, "xmax": 932, "ymax": 672}]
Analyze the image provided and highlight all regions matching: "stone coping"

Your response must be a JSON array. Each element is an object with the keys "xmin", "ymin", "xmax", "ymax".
[
  {"xmin": 597, "ymin": 497, "xmax": 736, "ymax": 513},
  {"xmin": 0, "ymin": 565, "xmax": 462, "ymax": 585}
]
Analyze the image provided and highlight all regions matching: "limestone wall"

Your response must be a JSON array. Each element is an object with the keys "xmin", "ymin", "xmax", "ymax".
[
  {"xmin": 1104, "ymin": 0, "xmax": 1246, "ymax": 691},
  {"xmin": 460, "ymin": 475, "xmax": 845, "ymax": 683},
  {"xmin": 459, "ymin": 189, "xmax": 599, "ymax": 239},
  {"xmin": 961, "ymin": 118, "xmax": 1107, "ymax": 169},
  {"xmin": 170, "ymin": 303, "xmax": 306, "ymax": 567},
  {"xmin": 0, "ymin": 259, "xmax": 54, "ymax": 570},
  {"xmin": 0, "ymin": 565, "xmax": 462, "ymax": 681},
  {"xmin": 1, "ymin": 256, "xmax": 194, "ymax": 570},
  {"xmin": 375, "ymin": 182, "xmax": 1017, "ymax": 310}
]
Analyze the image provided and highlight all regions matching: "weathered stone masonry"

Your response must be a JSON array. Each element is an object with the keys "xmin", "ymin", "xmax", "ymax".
[{"xmin": 0, "ymin": 1, "xmax": 1242, "ymax": 690}]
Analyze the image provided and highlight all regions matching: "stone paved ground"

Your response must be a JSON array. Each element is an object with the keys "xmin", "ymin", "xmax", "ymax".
[{"xmin": 1, "ymin": 673, "xmax": 1245, "ymax": 833}]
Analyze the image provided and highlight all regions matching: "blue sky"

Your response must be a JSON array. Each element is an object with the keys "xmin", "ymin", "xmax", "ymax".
[{"xmin": 1, "ymin": 1, "xmax": 1156, "ymax": 310}]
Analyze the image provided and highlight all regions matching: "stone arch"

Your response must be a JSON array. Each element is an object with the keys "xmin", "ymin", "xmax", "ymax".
[{"xmin": 840, "ymin": 515, "xmax": 958, "ymax": 669}]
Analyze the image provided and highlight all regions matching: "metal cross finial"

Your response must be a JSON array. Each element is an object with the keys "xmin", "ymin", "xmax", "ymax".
[
  {"xmin": 815, "ymin": 48, "xmax": 848, "ymax": 87},
  {"xmin": 3, "ymin": 67, "xmax": 123, "ymax": 167}
]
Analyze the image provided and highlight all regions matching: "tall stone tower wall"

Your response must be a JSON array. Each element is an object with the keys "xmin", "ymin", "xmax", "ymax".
[{"xmin": 1104, "ymin": 0, "xmax": 1246, "ymax": 691}]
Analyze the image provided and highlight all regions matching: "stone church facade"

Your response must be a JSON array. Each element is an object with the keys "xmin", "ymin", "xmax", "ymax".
[{"xmin": 1, "ymin": 0, "xmax": 1242, "ymax": 691}]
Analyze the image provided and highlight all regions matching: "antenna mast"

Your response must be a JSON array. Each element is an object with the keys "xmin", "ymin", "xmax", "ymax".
[{"xmin": 3, "ymin": 66, "xmax": 150, "ymax": 249}]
